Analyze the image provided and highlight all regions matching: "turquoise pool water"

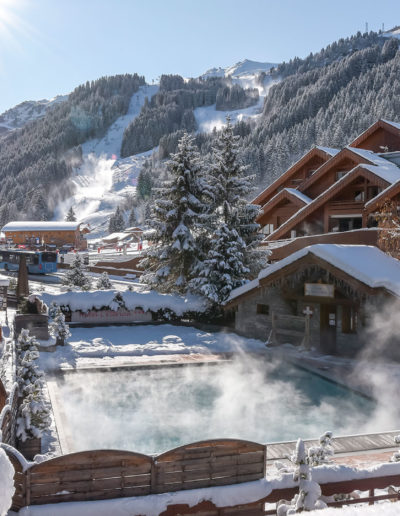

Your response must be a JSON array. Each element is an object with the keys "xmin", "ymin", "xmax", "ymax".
[{"xmin": 53, "ymin": 359, "xmax": 376, "ymax": 455}]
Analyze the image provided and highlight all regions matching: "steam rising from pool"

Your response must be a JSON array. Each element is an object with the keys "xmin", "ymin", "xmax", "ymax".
[{"xmin": 55, "ymin": 357, "xmax": 375, "ymax": 454}]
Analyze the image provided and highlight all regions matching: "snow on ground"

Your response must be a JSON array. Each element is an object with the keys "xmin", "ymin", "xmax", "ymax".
[
  {"xmin": 54, "ymin": 85, "xmax": 158, "ymax": 237},
  {"xmin": 0, "ymin": 448, "xmax": 15, "ymax": 516},
  {"xmin": 38, "ymin": 324, "xmax": 266, "ymax": 371}
]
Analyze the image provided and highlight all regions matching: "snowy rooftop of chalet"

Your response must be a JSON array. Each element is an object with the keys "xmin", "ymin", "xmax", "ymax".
[
  {"xmin": 1, "ymin": 221, "xmax": 83, "ymax": 232},
  {"xmin": 266, "ymin": 160, "xmax": 400, "ymax": 240},
  {"xmin": 227, "ymin": 244, "xmax": 400, "ymax": 303},
  {"xmin": 381, "ymin": 119, "xmax": 400, "ymax": 131},
  {"xmin": 284, "ymin": 188, "xmax": 312, "ymax": 204},
  {"xmin": 315, "ymin": 146, "xmax": 340, "ymax": 156}
]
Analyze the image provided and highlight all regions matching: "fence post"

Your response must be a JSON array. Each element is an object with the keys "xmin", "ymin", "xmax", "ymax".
[
  {"xmin": 25, "ymin": 469, "xmax": 31, "ymax": 507},
  {"xmin": 369, "ymin": 489, "xmax": 374, "ymax": 505},
  {"xmin": 151, "ymin": 457, "xmax": 157, "ymax": 494}
]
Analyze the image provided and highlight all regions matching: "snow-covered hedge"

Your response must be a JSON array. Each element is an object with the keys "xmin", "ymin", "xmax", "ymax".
[{"xmin": 40, "ymin": 290, "xmax": 208, "ymax": 320}]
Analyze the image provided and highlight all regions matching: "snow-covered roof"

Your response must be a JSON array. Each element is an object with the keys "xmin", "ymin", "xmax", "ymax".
[
  {"xmin": 381, "ymin": 119, "xmax": 400, "ymax": 131},
  {"xmin": 2, "ymin": 221, "xmax": 82, "ymax": 232},
  {"xmin": 315, "ymin": 146, "xmax": 340, "ymax": 157},
  {"xmin": 227, "ymin": 244, "xmax": 400, "ymax": 303},
  {"xmin": 347, "ymin": 146, "xmax": 400, "ymax": 171},
  {"xmin": 284, "ymin": 188, "xmax": 312, "ymax": 204},
  {"xmin": 102, "ymin": 232, "xmax": 130, "ymax": 242}
]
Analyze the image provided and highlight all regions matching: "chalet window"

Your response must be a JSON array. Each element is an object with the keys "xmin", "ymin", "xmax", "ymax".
[
  {"xmin": 261, "ymin": 224, "xmax": 274, "ymax": 235},
  {"xmin": 342, "ymin": 306, "xmax": 357, "ymax": 333},
  {"xmin": 367, "ymin": 186, "xmax": 381, "ymax": 200},
  {"xmin": 336, "ymin": 170, "xmax": 348, "ymax": 181},
  {"xmin": 256, "ymin": 304, "xmax": 269, "ymax": 315},
  {"xmin": 354, "ymin": 190, "xmax": 365, "ymax": 202},
  {"xmin": 307, "ymin": 169, "xmax": 316, "ymax": 177}
]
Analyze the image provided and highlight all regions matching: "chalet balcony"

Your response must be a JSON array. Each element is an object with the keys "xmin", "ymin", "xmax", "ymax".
[{"xmin": 261, "ymin": 227, "xmax": 380, "ymax": 262}]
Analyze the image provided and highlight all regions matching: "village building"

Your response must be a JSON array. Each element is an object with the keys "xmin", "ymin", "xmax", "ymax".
[
  {"xmin": 100, "ymin": 226, "xmax": 143, "ymax": 247},
  {"xmin": 1, "ymin": 221, "xmax": 90, "ymax": 250},
  {"xmin": 253, "ymin": 120, "xmax": 400, "ymax": 259},
  {"xmin": 225, "ymin": 244, "xmax": 400, "ymax": 357}
]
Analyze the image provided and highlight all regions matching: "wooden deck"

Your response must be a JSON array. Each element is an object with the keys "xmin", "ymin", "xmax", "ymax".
[{"xmin": 267, "ymin": 429, "xmax": 400, "ymax": 461}]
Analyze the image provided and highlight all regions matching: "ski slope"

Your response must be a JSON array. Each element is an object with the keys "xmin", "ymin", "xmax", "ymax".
[{"xmin": 54, "ymin": 85, "xmax": 158, "ymax": 236}]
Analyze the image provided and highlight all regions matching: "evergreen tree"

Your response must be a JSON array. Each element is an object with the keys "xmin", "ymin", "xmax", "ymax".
[
  {"xmin": 190, "ymin": 119, "xmax": 263, "ymax": 304},
  {"xmin": 15, "ymin": 330, "xmax": 51, "ymax": 442},
  {"xmin": 108, "ymin": 206, "xmax": 125, "ymax": 233},
  {"xmin": 62, "ymin": 254, "xmax": 91, "ymax": 290},
  {"xmin": 49, "ymin": 312, "xmax": 71, "ymax": 345},
  {"xmin": 128, "ymin": 208, "xmax": 137, "ymax": 227},
  {"xmin": 96, "ymin": 271, "xmax": 113, "ymax": 289},
  {"xmin": 140, "ymin": 133, "xmax": 207, "ymax": 293},
  {"xmin": 65, "ymin": 206, "xmax": 77, "ymax": 222}
]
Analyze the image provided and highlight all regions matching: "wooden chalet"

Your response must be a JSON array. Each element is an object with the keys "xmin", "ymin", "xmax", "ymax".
[
  {"xmin": 254, "ymin": 119, "xmax": 400, "ymax": 248},
  {"xmin": 1, "ymin": 221, "xmax": 90, "ymax": 250},
  {"xmin": 226, "ymin": 244, "xmax": 400, "ymax": 356}
]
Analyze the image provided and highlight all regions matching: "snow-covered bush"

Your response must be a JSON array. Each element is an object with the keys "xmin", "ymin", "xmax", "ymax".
[
  {"xmin": 96, "ymin": 272, "xmax": 113, "ymax": 290},
  {"xmin": 15, "ymin": 330, "xmax": 51, "ymax": 442},
  {"xmin": 62, "ymin": 255, "xmax": 92, "ymax": 291},
  {"xmin": 49, "ymin": 312, "xmax": 71, "ymax": 345},
  {"xmin": 391, "ymin": 435, "xmax": 400, "ymax": 462},
  {"xmin": 308, "ymin": 431, "xmax": 334, "ymax": 467},
  {"xmin": 277, "ymin": 439, "xmax": 327, "ymax": 515},
  {"xmin": 0, "ymin": 447, "xmax": 14, "ymax": 516},
  {"xmin": 48, "ymin": 301, "xmax": 60, "ymax": 320}
]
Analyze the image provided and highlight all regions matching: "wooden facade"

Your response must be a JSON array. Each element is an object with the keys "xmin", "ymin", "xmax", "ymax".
[
  {"xmin": 254, "ymin": 119, "xmax": 400, "ymax": 244},
  {"xmin": 2, "ymin": 222, "xmax": 89, "ymax": 250}
]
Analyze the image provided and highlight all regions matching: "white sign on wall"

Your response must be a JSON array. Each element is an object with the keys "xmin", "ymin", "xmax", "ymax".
[
  {"xmin": 71, "ymin": 308, "xmax": 152, "ymax": 324},
  {"xmin": 304, "ymin": 283, "xmax": 334, "ymax": 298}
]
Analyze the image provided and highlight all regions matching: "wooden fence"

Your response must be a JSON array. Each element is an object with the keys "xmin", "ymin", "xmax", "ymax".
[{"xmin": 5, "ymin": 439, "xmax": 266, "ymax": 511}]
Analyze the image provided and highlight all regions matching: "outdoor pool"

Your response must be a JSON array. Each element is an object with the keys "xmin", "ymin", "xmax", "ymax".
[{"xmin": 49, "ymin": 358, "xmax": 376, "ymax": 455}]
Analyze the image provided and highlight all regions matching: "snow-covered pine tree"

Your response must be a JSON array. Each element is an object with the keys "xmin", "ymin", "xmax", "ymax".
[
  {"xmin": 65, "ymin": 206, "xmax": 77, "ymax": 222},
  {"xmin": 96, "ymin": 271, "xmax": 112, "ymax": 289},
  {"xmin": 15, "ymin": 330, "xmax": 51, "ymax": 442},
  {"xmin": 190, "ymin": 118, "xmax": 264, "ymax": 304},
  {"xmin": 48, "ymin": 301, "xmax": 60, "ymax": 320},
  {"xmin": 128, "ymin": 208, "xmax": 137, "ymax": 227},
  {"xmin": 49, "ymin": 312, "xmax": 71, "ymax": 345},
  {"xmin": 108, "ymin": 206, "xmax": 125, "ymax": 234},
  {"xmin": 62, "ymin": 254, "xmax": 91, "ymax": 290},
  {"xmin": 140, "ymin": 132, "xmax": 207, "ymax": 294}
]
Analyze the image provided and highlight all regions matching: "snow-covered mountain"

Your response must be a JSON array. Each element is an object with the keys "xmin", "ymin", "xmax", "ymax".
[
  {"xmin": 0, "ymin": 95, "xmax": 68, "ymax": 133},
  {"xmin": 201, "ymin": 59, "xmax": 277, "ymax": 80}
]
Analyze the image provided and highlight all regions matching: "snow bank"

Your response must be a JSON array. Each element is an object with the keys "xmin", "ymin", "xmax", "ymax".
[
  {"xmin": 18, "ymin": 478, "xmax": 272, "ymax": 516},
  {"xmin": 0, "ymin": 447, "xmax": 15, "ymax": 516},
  {"xmin": 40, "ymin": 290, "xmax": 208, "ymax": 316}
]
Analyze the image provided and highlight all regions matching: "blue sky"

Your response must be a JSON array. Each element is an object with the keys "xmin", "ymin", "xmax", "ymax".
[{"xmin": 0, "ymin": 0, "xmax": 400, "ymax": 113}]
